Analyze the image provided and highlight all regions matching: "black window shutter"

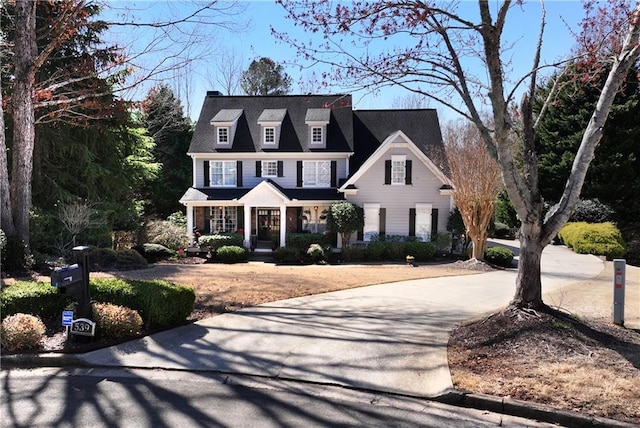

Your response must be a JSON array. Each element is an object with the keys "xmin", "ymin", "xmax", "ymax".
[
  {"xmin": 237, "ymin": 207, "xmax": 244, "ymax": 231},
  {"xmin": 236, "ymin": 161, "xmax": 243, "ymax": 187},
  {"xmin": 256, "ymin": 161, "xmax": 262, "ymax": 177},
  {"xmin": 379, "ymin": 208, "xmax": 386, "ymax": 237},
  {"xmin": 384, "ymin": 160, "xmax": 391, "ymax": 185},
  {"xmin": 277, "ymin": 161, "xmax": 284, "ymax": 177},
  {"xmin": 331, "ymin": 161, "xmax": 337, "ymax": 187},
  {"xmin": 405, "ymin": 160, "xmax": 412, "ymax": 185},
  {"xmin": 409, "ymin": 208, "xmax": 416, "ymax": 237},
  {"xmin": 204, "ymin": 161, "xmax": 210, "ymax": 187},
  {"xmin": 357, "ymin": 228, "xmax": 363, "ymax": 241},
  {"xmin": 297, "ymin": 161, "xmax": 303, "ymax": 187},
  {"xmin": 204, "ymin": 207, "xmax": 211, "ymax": 234},
  {"xmin": 431, "ymin": 208, "xmax": 439, "ymax": 237}
]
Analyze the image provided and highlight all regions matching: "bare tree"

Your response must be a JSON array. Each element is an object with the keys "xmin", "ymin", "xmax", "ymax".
[
  {"xmin": 206, "ymin": 47, "xmax": 245, "ymax": 95},
  {"xmin": 1, "ymin": 0, "xmax": 245, "ymax": 253},
  {"xmin": 391, "ymin": 93, "xmax": 430, "ymax": 109},
  {"xmin": 59, "ymin": 201, "xmax": 105, "ymax": 247},
  {"xmin": 444, "ymin": 120, "xmax": 502, "ymax": 261},
  {"xmin": 277, "ymin": 1, "xmax": 640, "ymax": 310}
]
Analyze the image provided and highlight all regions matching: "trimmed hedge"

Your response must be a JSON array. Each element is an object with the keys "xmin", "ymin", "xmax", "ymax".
[
  {"xmin": 198, "ymin": 233, "xmax": 244, "ymax": 250},
  {"xmin": 485, "ymin": 246, "xmax": 514, "ymax": 268},
  {"xmin": 133, "ymin": 243, "xmax": 175, "ymax": 263},
  {"xmin": 558, "ymin": 222, "xmax": 626, "ymax": 260},
  {"xmin": 216, "ymin": 245, "xmax": 248, "ymax": 263},
  {"xmin": 404, "ymin": 241, "xmax": 436, "ymax": 261},
  {"xmin": 1, "ymin": 281, "xmax": 72, "ymax": 319},
  {"xmin": 286, "ymin": 233, "xmax": 331, "ymax": 249},
  {"xmin": 90, "ymin": 278, "xmax": 195, "ymax": 327},
  {"xmin": 92, "ymin": 302, "xmax": 143, "ymax": 340}
]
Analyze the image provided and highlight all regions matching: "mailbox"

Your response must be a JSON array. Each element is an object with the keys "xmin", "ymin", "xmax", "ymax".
[{"xmin": 51, "ymin": 264, "xmax": 84, "ymax": 297}]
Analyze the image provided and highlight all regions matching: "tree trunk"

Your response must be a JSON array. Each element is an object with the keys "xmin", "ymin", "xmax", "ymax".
[
  {"xmin": 0, "ymin": 85, "xmax": 16, "ymax": 236},
  {"xmin": 10, "ymin": 0, "xmax": 37, "ymax": 249},
  {"xmin": 510, "ymin": 221, "xmax": 545, "ymax": 310},
  {"xmin": 471, "ymin": 234, "xmax": 487, "ymax": 260}
]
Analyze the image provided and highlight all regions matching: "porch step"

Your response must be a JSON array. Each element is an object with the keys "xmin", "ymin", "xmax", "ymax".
[{"xmin": 248, "ymin": 250, "xmax": 276, "ymax": 262}]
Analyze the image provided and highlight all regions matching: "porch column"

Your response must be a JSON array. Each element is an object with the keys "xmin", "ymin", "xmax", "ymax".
[
  {"xmin": 186, "ymin": 205, "xmax": 194, "ymax": 245},
  {"xmin": 280, "ymin": 205, "xmax": 286, "ymax": 247},
  {"xmin": 244, "ymin": 204, "xmax": 252, "ymax": 248}
]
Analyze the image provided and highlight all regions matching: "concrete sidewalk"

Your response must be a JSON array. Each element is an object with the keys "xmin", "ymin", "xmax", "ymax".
[{"xmin": 76, "ymin": 243, "xmax": 606, "ymax": 398}]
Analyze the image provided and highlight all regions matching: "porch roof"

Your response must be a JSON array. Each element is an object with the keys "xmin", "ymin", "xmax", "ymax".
[{"xmin": 180, "ymin": 185, "xmax": 345, "ymax": 204}]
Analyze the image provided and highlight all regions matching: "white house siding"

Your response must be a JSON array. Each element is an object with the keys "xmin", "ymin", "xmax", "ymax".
[
  {"xmin": 345, "ymin": 150, "xmax": 451, "ymax": 238},
  {"xmin": 193, "ymin": 157, "xmax": 349, "ymax": 189}
]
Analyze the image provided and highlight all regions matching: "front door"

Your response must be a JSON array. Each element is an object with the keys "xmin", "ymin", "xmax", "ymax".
[{"xmin": 257, "ymin": 209, "xmax": 280, "ymax": 241}]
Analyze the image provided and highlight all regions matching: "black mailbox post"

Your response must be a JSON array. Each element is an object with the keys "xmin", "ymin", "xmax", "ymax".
[{"xmin": 51, "ymin": 246, "xmax": 92, "ymax": 320}]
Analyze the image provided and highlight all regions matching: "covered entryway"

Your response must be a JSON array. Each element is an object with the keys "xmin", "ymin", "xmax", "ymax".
[{"xmin": 257, "ymin": 208, "xmax": 281, "ymax": 242}]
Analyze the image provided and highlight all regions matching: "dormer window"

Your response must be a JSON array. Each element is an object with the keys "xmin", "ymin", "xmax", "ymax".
[
  {"xmin": 217, "ymin": 127, "xmax": 229, "ymax": 144},
  {"xmin": 263, "ymin": 127, "xmax": 276, "ymax": 145},
  {"xmin": 305, "ymin": 108, "xmax": 330, "ymax": 148},
  {"xmin": 210, "ymin": 109, "xmax": 243, "ymax": 148},
  {"xmin": 311, "ymin": 126, "xmax": 323, "ymax": 144},
  {"xmin": 257, "ymin": 109, "xmax": 286, "ymax": 149}
]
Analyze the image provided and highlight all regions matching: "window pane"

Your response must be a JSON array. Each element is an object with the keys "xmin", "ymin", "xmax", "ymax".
[
  {"xmin": 224, "ymin": 162, "xmax": 237, "ymax": 186},
  {"xmin": 318, "ymin": 161, "xmax": 331, "ymax": 185},
  {"xmin": 303, "ymin": 161, "xmax": 317, "ymax": 185},
  {"xmin": 262, "ymin": 161, "xmax": 278, "ymax": 177},
  {"xmin": 264, "ymin": 127, "xmax": 275, "ymax": 144},
  {"xmin": 211, "ymin": 162, "xmax": 223, "ymax": 185},
  {"xmin": 218, "ymin": 127, "xmax": 228, "ymax": 143},
  {"xmin": 392, "ymin": 160, "xmax": 405, "ymax": 184},
  {"xmin": 312, "ymin": 127, "xmax": 323, "ymax": 143}
]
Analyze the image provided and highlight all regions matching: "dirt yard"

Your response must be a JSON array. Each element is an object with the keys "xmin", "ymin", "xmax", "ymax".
[{"xmin": 98, "ymin": 260, "xmax": 476, "ymax": 317}]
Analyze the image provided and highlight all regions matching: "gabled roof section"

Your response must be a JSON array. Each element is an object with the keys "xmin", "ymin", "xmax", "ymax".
[
  {"xmin": 238, "ymin": 179, "xmax": 291, "ymax": 206},
  {"xmin": 352, "ymin": 109, "xmax": 449, "ymax": 175},
  {"xmin": 339, "ymin": 130, "xmax": 452, "ymax": 191},
  {"xmin": 189, "ymin": 92, "xmax": 354, "ymax": 153}
]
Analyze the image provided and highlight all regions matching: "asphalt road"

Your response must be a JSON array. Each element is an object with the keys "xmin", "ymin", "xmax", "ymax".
[{"xmin": 1, "ymin": 367, "xmax": 558, "ymax": 427}]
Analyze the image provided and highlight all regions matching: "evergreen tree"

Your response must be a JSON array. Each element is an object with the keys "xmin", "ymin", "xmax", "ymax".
[
  {"xmin": 536, "ymin": 66, "xmax": 640, "ymax": 229},
  {"xmin": 141, "ymin": 84, "xmax": 193, "ymax": 218},
  {"xmin": 240, "ymin": 57, "xmax": 292, "ymax": 96}
]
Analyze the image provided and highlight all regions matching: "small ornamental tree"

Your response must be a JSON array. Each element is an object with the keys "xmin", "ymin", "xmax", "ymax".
[{"xmin": 326, "ymin": 202, "xmax": 364, "ymax": 247}]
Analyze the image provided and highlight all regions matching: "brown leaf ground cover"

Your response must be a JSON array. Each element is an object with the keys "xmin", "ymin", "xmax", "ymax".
[{"xmin": 448, "ymin": 262, "xmax": 640, "ymax": 425}]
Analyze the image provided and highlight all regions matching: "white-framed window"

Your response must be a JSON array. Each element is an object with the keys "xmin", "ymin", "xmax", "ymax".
[
  {"xmin": 303, "ymin": 160, "xmax": 331, "ymax": 187},
  {"xmin": 415, "ymin": 203, "xmax": 432, "ymax": 242},
  {"xmin": 217, "ymin": 127, "xmax": 229, "ymax": 144},
  {"xmin": 391, "ymin": 155, "xmax": 406, "ymax": 185},
  {"xmin": 211, "ymin": 206, "xmax": 238, "ymax": 233},
  {"xmin": 310, "ymin": 126, "xmax": 324, "ymax": 144},
  {"xmin": 263, "ymin": 127, "xmax": 276, "ymax": 144},
  {"xmin": 210, "ymin": 161, "xmax": 237, "ymax": 186},
  {"xmin": 262, "ymin": 160, "xmax": 278, "ymax": 177}
]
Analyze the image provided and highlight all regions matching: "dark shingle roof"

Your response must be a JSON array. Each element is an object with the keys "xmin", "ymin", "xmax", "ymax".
[
  {"xmin": 352, "ymin": 109, "xmax": 448, "ymax": 173},
  {"xmin": 180, "ymin": 185, "xmax": 344, "ymax": 203},
  {"xmin": 190, "ymin": 93, "xmax": 354, "ymax": 153}
]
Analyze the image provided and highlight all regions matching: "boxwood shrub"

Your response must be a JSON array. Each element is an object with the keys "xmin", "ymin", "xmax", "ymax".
[
  {"xmin": 216, "ymin": 245, "xmax": 248, "ymax": 263},
  {"xmin": 133, "ymin": 243, "xmax": 175, "ymax": 263},
  {"xmin": 286, "ymin": 233, "xmax": 331, "ymax": 250},
  {"xmin": 558, "ymin": 222, "xmax": 626, "ymax": 260},
  {"xmin": 404, "ymin": 241, "xmax": 436, "ymax": 262},
  {"xmin": 1, "ymin": 313, "xmax": 46, "ymax": 351},
  {"xmin": 198, "ymin": 233, "xmax": 244, "ymax": 250},
  {"xmin": 1, "ymin": 281, "xmax": 72, "ymax": 319},
  {"xmin": 485, "ymin": 246, "xmax": 514, "ymax": 268},
  {"xmin": 90, "ymin": 278, "xmax": 195, "ymax": 327}
]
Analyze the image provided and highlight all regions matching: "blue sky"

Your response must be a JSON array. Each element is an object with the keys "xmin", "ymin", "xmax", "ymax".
[{"xmin": 104, "ymin": 1, "xmax": 589, "ymax": 122}]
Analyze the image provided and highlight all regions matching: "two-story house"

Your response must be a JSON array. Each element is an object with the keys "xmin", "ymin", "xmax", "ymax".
[{"xmin": 179, "ymin": 92, "xmax": 454, "ymax": 249}]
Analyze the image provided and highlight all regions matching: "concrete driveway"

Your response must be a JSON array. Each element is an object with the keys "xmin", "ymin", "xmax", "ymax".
[{"xmin": 78, "ymin": 242, "xmax": 605, "ymax": 398}]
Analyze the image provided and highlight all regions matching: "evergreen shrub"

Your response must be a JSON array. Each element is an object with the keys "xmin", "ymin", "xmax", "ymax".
[
  {"xmin": 484, "ymin": 246, "xmax": 514, "ymax": 267},
  {"xmin": 91, "ymin": 278, "xmax": 195, "ymax": 327},
  {"xmin": 198, "ymin": 233, "xmax": 243, "ymax": 250},
  {"xmin": 558, "ymin": 222, "xmax": 626, "ymax": 260},
  {"xmin": 404, "ymin": 241, "xmax": 436, "ymax": 261},
  {"xmin": 133, "ymin": 243, "xmax": 175, "ymax": 263},
  {"xmin": 115, "ymin": 249, "xmax": 148, "ymax": 270},
  {"xmin": 216, "ymin": 245, "xmax": 248, "ymax": 263},
  {"xmin": 1, "ymin": 281, "xmax": 71, "ymax": 319}
]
